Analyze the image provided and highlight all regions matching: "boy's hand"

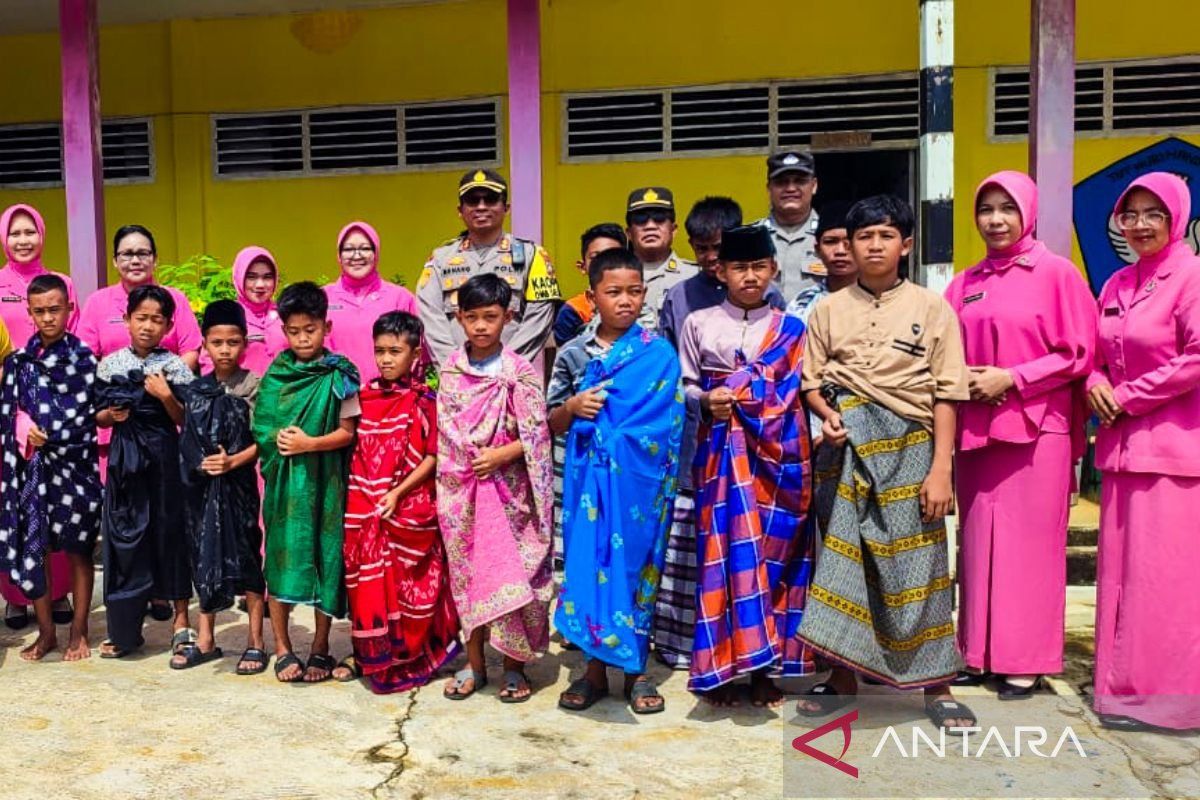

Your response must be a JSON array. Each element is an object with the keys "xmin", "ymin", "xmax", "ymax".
[
  {"xmin": 107, "ymin": 407, "xmax": 130, "ymax": 424},
  {"xmin": 200, "ymin": 446, "xmax": 234, "ymax": 476},
  {"xmin": 568, "ymin": 387, "xmax": 606, "ymax": 420},
  {"xmin": 471, "ymin": 448, "xmax": 507, "ymax": 478},
  {"xmin": 144, "ymin": 373, "xmax": 173, "ymax": 402},
  {"xmin": 378, "ymin": 486, "xmax": 405, "ymax": 519},
  {"xmin": 28, "ymin": 426, "xmax": 49, "ymax": 449},
  {"xmin": 821, "ymin": 413, "xmax": 848, "ymax": 446},
  {"xmin": 919, "ymin": 467, "xmax": 954, "ymax": 523},
  {"xmin": 704, "ymin": 387, "xmax": 735, "ymax": 420},
  {"xmin": 968, "ymin": 366, "xmax": 1014, "ymax": 405},
  {"xmin": 276, "ymin": 426, "xmax": 313, "ymax": 456},
  {"xmin": 1087, "ymin": 381, "xmax": 1124, "ymax": 427}
]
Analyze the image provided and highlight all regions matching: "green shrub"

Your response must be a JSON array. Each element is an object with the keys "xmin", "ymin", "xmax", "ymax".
[{"xmin": 156, "ymin": 254, "xmax": 236, "ymax": 314}]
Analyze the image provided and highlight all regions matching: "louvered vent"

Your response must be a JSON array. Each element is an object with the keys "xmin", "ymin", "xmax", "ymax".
[
  {"xmin": 670, "ymin": 86, "xmax": 770, "ymax": 152},
  {"xmin": 1112, "ymin": 60, "xmax": 1200, "ymax": 131},
  {"xmin": 214, "ymin": 113, "xmax": 304, "ymax": 176},
  {"xmin": 0, "ymin": 124, "xmax": 62, "ymax": 187},
  {"xmin": 309, "ymin": 108, "xmax": 399, "ymax": 171},
  {"xmin": 778, "ymin": 74, "xmax": 919, "ymax": 147},
  {"xmin": 992, "ymin": 67, "xmax": 1105, "ymax": 137},
  {"xmin": 102, "ymin": 118, "xmax": 153, "ymax": 181},
  {"xmin": 404, "ymin": 100, "xmax": 499, "ymax": 166},
  {"xmin": 566, "ymin": 93, "xmax": 664, "ymax": 158}
]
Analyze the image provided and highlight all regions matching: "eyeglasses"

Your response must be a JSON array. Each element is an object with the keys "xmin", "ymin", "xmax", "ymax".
[
  {"xmin": 1116, "ymin": 210, "xmax": 1169, "ymax": 230},
  {"xmin": 339, "ymin": 245, "xmax": 376, "ymax": 257},
  {"xmin": 629, "ymin": 210, "xmax": 672, "ymax": 226},
  {"xmin": 116, "ymin": 250, "xmax": 154, "ymax": 262}
]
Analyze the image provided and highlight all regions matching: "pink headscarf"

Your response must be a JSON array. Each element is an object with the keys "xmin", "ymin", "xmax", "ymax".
[
  {"xmin": 1, "ymin": 203, "xmax": 48, "ymax": 280},
  {"xmin": 1112, "ymin": 171, "xmax": 1192, "ymax": 250},
  {"xmin": 336, "ymin": 220, "xmax": 382, "ymax": 295},
  {"xmin": 975, "ymin": 170, "xmax": 1040, "ymax": 270},
  {"xmin": 232, "ymin": 245, "xmax": 278, "ymax": 316}
]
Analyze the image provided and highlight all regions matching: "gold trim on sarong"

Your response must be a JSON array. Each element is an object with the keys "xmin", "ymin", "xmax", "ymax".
[
  {"xmin": 823, "ymin": 534, "xmax": 862, "ymax": 563},
  {"xmin": 809, "ymin": 584, "xmax": 872, "ymax": 625},
  {"xmin": 837, "ymin": 395, "xmax": 870, "ymax": 412},
  {"xmin": 875, "ymin": 622, "xmax": 956, "ymax": 652},
  {"xmin": 854, "ymin": 429, "xmax": 931, "ymax": 458},
  {"xmin": 865, "ymin": 574, "xmax": 954, "ymax": 607},
  {"xmin": 861, "ymin": 527, "xmax": 946, "ymax": 559}
]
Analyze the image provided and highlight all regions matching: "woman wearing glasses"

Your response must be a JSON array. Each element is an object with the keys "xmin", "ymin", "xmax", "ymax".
[
  {"xmin": 1089, "ymin": 172, "xmax": 1200, "ymax": 732},
  {"xmin": 77, "ymin": 225, "xmax": 202, "ymax": 368},
  {"xmin": 323, "ymin": 221, "xmax": 418, "ymax": 382},
  {"xmin": 946, "ymin": 171, "xmax": 1097, "ymax": 701}
]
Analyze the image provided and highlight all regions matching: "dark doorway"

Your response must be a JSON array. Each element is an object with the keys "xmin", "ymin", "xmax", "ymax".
[{"xmin": 812, "ymin": 149, "xmax": 915, "ymax": 212}]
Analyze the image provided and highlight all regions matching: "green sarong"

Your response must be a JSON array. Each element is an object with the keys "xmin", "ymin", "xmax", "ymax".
[{"xmin": 253, "ymin": 350, "xmax": 360, "ymax": 617}]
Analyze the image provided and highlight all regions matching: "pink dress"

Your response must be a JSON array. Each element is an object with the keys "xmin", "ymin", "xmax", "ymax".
[
  {"xmin": 323, "ymin": 221, "xmax": 419, "ymax": 383},
  {"xmin": 1089, "ymin": 172, "xmax": 1200, "ymax": 729},
  {"xmin": 945, "ymin": 171, "xmax": 1097, "ymax": 675},
  {"xmin": 0, "ymin": 203, "xmax": 76, "ymax": 606}
]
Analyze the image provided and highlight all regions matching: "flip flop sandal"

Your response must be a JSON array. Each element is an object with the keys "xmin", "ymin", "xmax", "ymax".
[
  {"xmin": 1097, "ymin": 714, "xmax": 1156, "ymax": 733},
  {"xmin": 4, "ymin": 605, "xmax": 29, "ymax": 630},
  {"xmin": 274, "ymin": 652, "xmax": 306, "ymax": 683},
  {"xmin": 951, "ymin": 670, "xmax": 991, "ymax": 687},
  {"xmin": 169, "ymin": 643, "xmax": 224, "ymax": 671},
  {"xmin": 51, "ymin": 599, "xmax": 74, "ymax": 625},
  {"xmin": 304, "ymin": 653, "xmax": 337, "ymax": 683},
  {"xmin": 148, "ymin": 601, "xmax": 174, "ymax": 622},
  {"xmin": 170, "ymin": 627, "xmax": 198, "ymax": 655},
  {"xmin": 333, "ymin": 655, "xmax": 362, "ymax": 683},
  {"xmin": 499, "ymin": 670, "xmax": 533, "ymax": 704},
  {"xmin": 235, "ymin": 647, "xmax": 270, "ymax": 676},
  {"xmin": 444, "ymin": 667, "xmax": 487, "ymax": 700},
  {"xmin": 99, "ymin": 640, "xmax": 135, "ymax": 659},
  {"xmin": 796, "ymin": 682, "xmax": 854, "ymax": 718},
  {"xmin": 559, "ymin": 677, "xmax": 608, "ymax": 711},
  {"xmin": 926, "ymin": 699, "xmax": 978, "ymax": 731},
  {"xmin": 625, "ymin": 678, "xmax": 665, "ymax": 715}
]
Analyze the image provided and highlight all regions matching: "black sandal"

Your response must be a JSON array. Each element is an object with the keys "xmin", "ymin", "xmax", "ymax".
[
  {"xmin": 1097, "ymin": 713, "xmax": 1156, "ymax": 732},
  {"xmin": 333, "ymin": 655, "xmax": 361, "ymax": 683},
  {"xmin": 274, "ymin": 652, "xmax": 305, "ymax": 683},
  {"xmin": 99, "ymin": 639, "xmax": 133, "ymax": 659},
  {"xmin": 169, "ymin": 643, "xmax": 224, "ymax": 670},
  {"xmin": 796, "ymin": 682, "xmax": 853, "ymax": 717},
  {"xmin": 51, "ymin": 598, "xmax": 74, "ymax": 625},
  {"xmin": 926, "ymin": 699, "xmax": 978, "ymax": 731},
  {"xmin": 4, "ymin": 604, "xmax": 29, "ymax": 630},
  {"xmin": 304, "ymin": 652, "xmax": 337, "ymax": 683},
  {"xmin": 625, "ymin": 678, "xmax": 665, "ymax": 715},
  {"xmin": 236, "ymin": 647, "xmax": 269, "ymax": 676},
  {"xmin": 559, "ymin": 677, "xmax": 608, "ymax": 711},
  {"xmin": 951, "ymin": 670, "xmax": 991, "ymax": 687},
  {"xmin": 998, "ymin": 677, "xmax": 1042, "ymax": 701}
]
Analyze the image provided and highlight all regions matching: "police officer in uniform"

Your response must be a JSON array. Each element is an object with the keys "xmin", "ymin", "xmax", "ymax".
[
  {"xmin": 756, "ymin": 150, "xmax": 822, "ymax": 302},
  {"xmin": 417, "ymin": 169, "xmax": 561, "ymax": 365},
  {"xmin": 624, "ymin": 187, "xmax": 698, "ymax": 331}
]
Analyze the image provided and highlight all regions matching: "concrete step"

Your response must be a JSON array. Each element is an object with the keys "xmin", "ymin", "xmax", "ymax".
[
  {"xmin": 1067, "ymin": 544, "xmax": 1097, "ymax": 586},
  {"xmin": 1067, "ymin": 525, "xmax": 1098, "ymax": 547}
]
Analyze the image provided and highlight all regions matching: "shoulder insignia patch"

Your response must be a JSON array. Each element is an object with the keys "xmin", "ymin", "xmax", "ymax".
[
  {"xmin": 417, "ymin": 266, "xmax": 433, "ymax": 290},
  {"xmin": 524, "ymin": 246, "xmax": 561, "ymax": 303}
]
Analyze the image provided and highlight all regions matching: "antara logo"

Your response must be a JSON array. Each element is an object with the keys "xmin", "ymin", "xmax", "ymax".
[{"xmin": 792, "ymin": 710, "xmax": 859, "ymax": 778}]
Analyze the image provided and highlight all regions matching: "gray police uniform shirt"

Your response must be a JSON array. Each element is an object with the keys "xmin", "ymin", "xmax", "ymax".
[
  {"xmin": 416, "ymin": 232, "xmax": 561, "ymax": 366},
  {"xmin": 757, "ymin": 210, "xmax": 822, "ymax": 303},
  {"xmin": 638, "ymin": 250, "xmax": 698, "ymax": 333}
]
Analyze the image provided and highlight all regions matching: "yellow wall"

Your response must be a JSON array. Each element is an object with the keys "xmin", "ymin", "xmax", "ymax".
[{"xmin": 0, "ymin": 0, "xmax": 1195, "ymax": 298}]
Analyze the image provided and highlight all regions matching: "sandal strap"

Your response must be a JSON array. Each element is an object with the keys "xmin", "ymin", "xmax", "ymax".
[
  {"xmin": 808, "ymin": 683, "xmax": 838, "ymax": 696},
  {"xmin": 502, "ymin": 670, "xmax": 529, "ymax": 690}
]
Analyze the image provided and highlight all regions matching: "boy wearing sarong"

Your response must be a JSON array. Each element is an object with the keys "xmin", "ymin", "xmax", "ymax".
[
  {"xmin": 796, "ymin": 195, "xmax": 977, "ymax": 730},
  {"xmin": 438, "ymin": 274, "xmax": 553, "ymax": 704},
  {"xmin": 0, "ymin": 275, "xmax": 101, "ymax": 661},
  {"xmin": 679, "ymin": 225, "xmax": 815, "ymax": 708},
  {"xmin": 549, "ymin": 248, "xmax": 683, "ymax": 714},
  {"xmin": 95, "ymin": 285, "xmax": 194, "ymax": 659},
  {"xmin": 253, "ymin": 282, "xmax": 360, "ymax": 683},
  {"xmin": 174, "ymin": 300, "xmax": 266, "ymax": 674},
  {"xmin": 343, "ymin": 311, "xmax": 460, "ymax": 693}
]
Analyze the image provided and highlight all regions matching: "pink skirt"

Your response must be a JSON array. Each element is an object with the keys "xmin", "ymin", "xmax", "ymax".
[
  {"xmin": 1095, "ymin": 471, "xmax": 1200, "ymax": 729},
  {"xmin": 955, "ymin": 434, "xmax": 1070, "ymax": 674}
]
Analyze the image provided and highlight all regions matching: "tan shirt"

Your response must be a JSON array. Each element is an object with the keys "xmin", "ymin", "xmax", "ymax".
[{"xmin": 801, "ymin": 280, "xmax": 969, "ymax": 430}]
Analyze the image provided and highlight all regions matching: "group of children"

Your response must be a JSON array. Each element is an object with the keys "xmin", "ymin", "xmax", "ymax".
[{"xmin": 0, "ymin": 191, "xmax": 983, "ymax": 729}]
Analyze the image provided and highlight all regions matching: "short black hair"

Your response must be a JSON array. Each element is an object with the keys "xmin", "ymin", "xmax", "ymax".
[
  {"xmin": 27, "ymin": 273, "xmax": 68, "ymax": 301},
  {"xmin": 277, "ymin": 281, "xmax": 328, "ymax": 323},
  {"xmin": 457, "ymin": 273, "xmax": 511, "ymax": 313},
  {"xmin": 587, "ymin": 247, "xmax": 643, "ymax": 288},
  {"xmin": 113, "ymin": 224, "xmax": 156, "ymax": 256},
  {"xmin": 127, "ymin": 284, "xmax": 175, "ymax": 321},
  {"xmin": 684, "ymin": 196, "xmax": 743, "ymax": 240},
  {"xmin": 845, "ymin": 195, "xmax": 915, "ymax": 239},
  {"xmin": 580, "ymin": 223, "xmax": 628, "ymax": 257},
  {"xmin": 373, "ymin": 311, "xmax": 423, "ymax": 348}
]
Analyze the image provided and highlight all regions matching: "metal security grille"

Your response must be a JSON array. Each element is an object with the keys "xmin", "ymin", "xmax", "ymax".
[
  {"xmin": 0, "ymin": 124, "xmax": 62, "ymax": 187},
  {"xmin": 214, "ymin": 113, "xmax": 304, "ymax": 176},
  {"xmin": 309, "ymin": 108, "xmax": 399, "ymax": 171},
  {"xmin": 670, "ymin": 86, "xmax": 770, "ymax": 152},
  {"xmin": 404, "ymin": 100, "xmax": 499, "ymax": 166},
  {"xmin": 777, "ymin": 74, "xmax": 920, "ymax": 148},
  {"xmin": 566, "ymin": 92, "xmax": 664, "ymax": 158},
  {"xmin": 102, "ymin": 118, "xmax": 154, "ymax": 181}
]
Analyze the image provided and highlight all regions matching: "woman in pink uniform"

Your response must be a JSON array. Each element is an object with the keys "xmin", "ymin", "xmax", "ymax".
[
  {"xmin": 946, "ymin": 171, "xmax": 1097, "ymax": 700},
  {"xmin": 323, "ymin": 221, "xmax": 418, "ymax": 382},
  {"xmin": 1088, "ymin": 171, "xmax": 1200, "ymax": 732},
  {"xmin": 202, "ymin": 246, "xmax": 287, "ymax": 375},
  {"xmin": 0, "ymin": 203, "xmax": 74, "ymax": 628}
]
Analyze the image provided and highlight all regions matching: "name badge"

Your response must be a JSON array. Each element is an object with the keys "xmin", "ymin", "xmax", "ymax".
[
  {"xmin": 328, "ymin": 304, "xmax": 344, "ymax": 311},
  {"xmin": 1103, "ymin": 306, "xmax": 1120, "ymax": 317},
  {"xmin": 247, "ymin": 334, "xmax": 265, "ymax": 343},
  {"xmin": 107, "ymin": 317, "xmax": 124, "ymax": 324},
  {"xmin": 962, "ymin": 292, "xmax": 986, "ymax": 305},
  {"xmin": 0, "ymin": 295, "xmax": 22, "ymax": 303}
]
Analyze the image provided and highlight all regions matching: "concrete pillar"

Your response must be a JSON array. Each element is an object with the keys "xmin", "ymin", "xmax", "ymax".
[
  {"xmin": 1029, "ymin": 0, "xmax": 1076, "ymax": 257},
  {"xmin": 59, "ymin": 0, "xmax": 107, "ymax": 298},
  {"xmin": 918, "ymin": 0, "xmax": 954, "ymax": 295},
  {"xmin": 506, "ymin": 0, "xmax": 542, "ymax": 242}
]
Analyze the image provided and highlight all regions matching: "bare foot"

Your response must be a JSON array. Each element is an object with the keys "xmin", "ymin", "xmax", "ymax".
[
  {"xmin": 63, "ymin": 629, "xmax": 91, "ymax": 661},
  {"xmin": 20, "ymin": 631, "xmax": 57, "ymax": 661},
  {"xmin": 703, "ymin": 683, "xmax": 741, "ymax": 708},
  {"xmin": 750, "ymin": 673, "xmax": 785, "ymax": 708}
]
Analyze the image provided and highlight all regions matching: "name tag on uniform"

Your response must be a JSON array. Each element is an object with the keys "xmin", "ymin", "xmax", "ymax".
[
  {"xmin": 1103, "ymin": 306, "xmax": 1120, "ymax": 317},
  {"xmin": 1, "ymin": 295, "xmax": 22, "ymax": 303},
  {"xmin": 962, "ymin": 292, "xmax": 986, "ymax": 305},
  {"xmin": 247, "ymin": 334, "xmax": 265, "ymax": 343},
  {"xmin": 328, "ymin": 304, "xmax": 344, "ymax": 311},
  {"xmin": 107, "ymin": 317, "xmax": 124, "ymax": 324}
]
